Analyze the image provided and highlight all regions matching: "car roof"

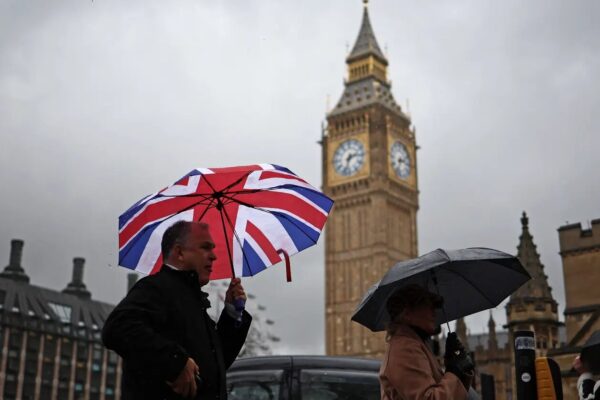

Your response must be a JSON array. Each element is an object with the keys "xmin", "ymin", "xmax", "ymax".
[{"xmin": 229, "ymin": 355, "xmax": 381, "ymax": 372}]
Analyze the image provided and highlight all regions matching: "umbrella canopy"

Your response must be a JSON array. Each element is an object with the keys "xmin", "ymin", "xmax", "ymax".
[
  {"xmin": 352, "ymin": 248, "xmax": 531, "ymax": 332},
  {"xmin": 118, "ymin": 164, "xmax": 333, "ymax": 280},
  {"xmin": 581, "ymin": 330, "xmax": 600, "ymax": 373}
]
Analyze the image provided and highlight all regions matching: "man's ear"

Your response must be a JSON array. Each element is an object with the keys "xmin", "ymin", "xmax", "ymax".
[{"xmin": 171, "ymin": 243, "xmax": 184, "ymax": 261}]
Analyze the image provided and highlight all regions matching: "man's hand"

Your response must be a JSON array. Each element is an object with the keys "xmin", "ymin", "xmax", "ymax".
[
  {"xmin": 573, "ymin": 355, "xmax": 588, "ymax": 375},
  {"xmin": 225, "ymin": 278, "xmax": 247, "ymax": 305},
  {"xmin": 167, "ymin": 357, "xmax": 199, "ymax": 399}
]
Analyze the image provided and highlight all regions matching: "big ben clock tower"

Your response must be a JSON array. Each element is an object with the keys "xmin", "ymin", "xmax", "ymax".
[{"xmin": 323, "ymin": 1, "xmax": 419, "ymax": 357}]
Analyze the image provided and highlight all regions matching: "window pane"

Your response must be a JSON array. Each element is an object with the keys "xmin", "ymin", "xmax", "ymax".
[
  {"xmin": 47, "ymin": 302, "xmax": 72, "ymax": 324},
  {"xmin": 300, "ymin": 369, "xmax": 380, "ymax": 400},
  {"xmin": 227, "ymin": 370, "xmax": 283, "ymax": 400}
]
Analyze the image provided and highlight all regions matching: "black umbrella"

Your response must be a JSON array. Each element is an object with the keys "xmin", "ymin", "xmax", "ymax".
[
  {"xmin": 352, "ymin": 248, "xmax": 531, "ymax": 332},
  {"xmin": 581, "ymin": 330, "xmax": 600, "ymax": 373}
]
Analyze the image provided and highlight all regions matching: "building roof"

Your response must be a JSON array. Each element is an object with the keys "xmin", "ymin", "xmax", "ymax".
[
  {"xmin": 0, "ymin": 239, "xmax": 114, "ymax": 333},
  {"xmin": 329, "ymin": 78, "xmax": 403, "ymax": 117},
  {"xmin": 468, "ymin": 330, "xmax": 510, "ymax": 351},
  {"xmin": 465, "ymin": 326, "xmax": 568, "ymax": 352},
  {"xmin": 0, "ymin": 277, "xmax": 114, "ymax": 331}
]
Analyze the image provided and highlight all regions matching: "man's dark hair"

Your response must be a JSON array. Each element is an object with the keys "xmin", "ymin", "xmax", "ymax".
[{"xmin": 161, "ymin": 221, "xmax": 193, "ymax": 259}]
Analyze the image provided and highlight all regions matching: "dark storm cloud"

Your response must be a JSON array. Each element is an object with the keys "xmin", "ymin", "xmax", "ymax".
[{"xmin": 1, "ymin": 0, "xmax": 598, "ymax": 352}]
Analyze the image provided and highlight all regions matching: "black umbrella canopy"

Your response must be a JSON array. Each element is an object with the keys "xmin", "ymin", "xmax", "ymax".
[
  {"xmin": 581, "ymin": 330, "xmax": 600, "ymax": 373},
  {"xmin": 352, "ymin": 248, "xmax": 531, "ymax": 332}
]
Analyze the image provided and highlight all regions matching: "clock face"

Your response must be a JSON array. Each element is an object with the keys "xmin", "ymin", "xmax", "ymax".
[
  {"xmin": 390, "ymin": 141, "xmax": 411, "ymax": 179},
  {"xmin": 333, "ymin": 139, "xmax": 366, "ymax": 177}
]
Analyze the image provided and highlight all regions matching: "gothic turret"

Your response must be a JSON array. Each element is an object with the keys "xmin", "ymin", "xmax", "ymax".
[
  {"xmin": 511, "ymin": 212, "xmax": 554, "ymax": 300},
  {"xmin": 505, "ymin": 212, "xmax": 562, "ymax": 354},
  {"xmin": 456, "ymin": 317, "xmax": 469, "ymax": 349},
  {"xmin": 488, "ymin": 312, "xmax": 498, "ymax": 352}
]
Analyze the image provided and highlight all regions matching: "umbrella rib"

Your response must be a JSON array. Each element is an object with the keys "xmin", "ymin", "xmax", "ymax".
[
  {"xmin": 195, "ymin": 196, "xmax": 216, "ymax": 222},
  {"xmin": 148, "ymin": 193, "xmax": 214, "ymax": 200},
  {"xmin": 225, "ymin": 187, "xmax": 278, "ymax": 195},
  {"xmin": 195, "ymin": 170, "xmax": 252, "ymax": 195},
  {"xmin": 197, "ymin": 171, "xmax": 219, "ymax": 194},
  {"xmin": 268, "ymin": 209, "xmax": 318, "ymax": 244},
  {"xmin": 219, "ymin": 171, "xmax": 253, "ymax": 193},
  {"xmin": 220, "ymin": 204, "xmax": 255, "ymax": 277},
  {"xmin": 119, "ymin": 197, "xmax": 216, "ymax": 262},
  {"xmin": 220, "ymin": 194, "xmax": 317, "ymax": 245},
  {"xmin": 217, "ymin": 208, "xmax": 236, "ymax": 278},
  {"xmin": 225, "ymin": 184, "xmax": 320, "ymax": 196},
  {"xmin": 442, "ymin": 266, "xmax": 497, "ymax": 307}
]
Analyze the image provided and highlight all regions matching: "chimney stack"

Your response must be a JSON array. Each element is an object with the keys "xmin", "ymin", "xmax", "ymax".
[
  {"xmin": 0, "ymin": 239, "xmax": 30, "ymax": 283},
  {"xmin": 62, "ymin": 257, "xmax": 91, "ymax": 300},
  {"xmin": 10, "ymin": 239, "xmax": 24, "ymax": 267},
  {"xmin": 72, "ymin": 257, "xmax": 85, "ymax": 284}
]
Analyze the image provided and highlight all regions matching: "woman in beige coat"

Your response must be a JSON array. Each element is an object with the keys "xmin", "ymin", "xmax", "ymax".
[{"xmin": 379, "ymin": 284, "xmax": 473, "ymax": 400}]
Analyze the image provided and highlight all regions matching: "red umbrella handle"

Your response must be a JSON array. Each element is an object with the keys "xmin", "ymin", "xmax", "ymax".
[{"xmin": 277, "ymin": 249, "xmax": 291, "ymax": 282}]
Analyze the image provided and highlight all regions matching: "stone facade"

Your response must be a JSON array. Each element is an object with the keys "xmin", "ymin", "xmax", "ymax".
[
  {"xmin": 548, "ymin": 219, "xmax": 600, "ymax": 400},
  {"xmin": 323, "ymin": 2, "xmax": 419, "ymax": 358},
  {"xmin": 0, "ymin": 239, "xmax": 131, "ymax": 400},
  {"xmin": 468, "ymin": 215, "xmax": 600, "ymax": 400},
  {"xmin": 466, "ymin": 213, "xmax": 563, "ymax": 400}
]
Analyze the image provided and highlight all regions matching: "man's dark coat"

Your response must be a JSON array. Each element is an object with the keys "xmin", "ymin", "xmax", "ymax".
[{"xmin": 102, "ymin": 266, "xmax": 251, "ymax": 400}]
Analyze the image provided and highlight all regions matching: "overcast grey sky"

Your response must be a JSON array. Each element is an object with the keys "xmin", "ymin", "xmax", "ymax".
[{"xmin": 1, "ymin": 0, "xmax": 599, "ymax": 354}]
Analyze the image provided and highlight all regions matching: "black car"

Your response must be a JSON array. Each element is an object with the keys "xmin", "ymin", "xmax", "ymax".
[{"xmin": 226, "ymin": 355, "xmax": 381, "ymax": 400}]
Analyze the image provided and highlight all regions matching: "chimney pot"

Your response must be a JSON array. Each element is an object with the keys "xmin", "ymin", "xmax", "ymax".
[
  {"xmin": 73, "ymin": 257, "xmax": 85, "ymax": 283},
  {"xmin": 9, "ymin": 239, "xmax": 24, "ymax": 267},
  {"xmin": 62, "ymin": 257, "xmax": 91, "ymax": 299},
  {"xmin": 1, "ymin": 239, "xmax": 30, "ymax": 283}
]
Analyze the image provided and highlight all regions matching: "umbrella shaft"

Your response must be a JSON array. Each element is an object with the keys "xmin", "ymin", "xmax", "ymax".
[{"xmin": 431, "ymin": 271, "xmax": 452, "ymax": 333}]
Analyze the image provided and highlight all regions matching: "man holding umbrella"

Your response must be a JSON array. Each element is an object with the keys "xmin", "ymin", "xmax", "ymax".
[{"xmin": 103, "ymin": 221, "xmax": 252, "ymax": 400}]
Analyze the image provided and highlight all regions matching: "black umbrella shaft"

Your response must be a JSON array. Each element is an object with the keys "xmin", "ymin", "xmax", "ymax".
[{"xmin": 431, "ymin": 271, "xmax": 452, "ymax": 333}]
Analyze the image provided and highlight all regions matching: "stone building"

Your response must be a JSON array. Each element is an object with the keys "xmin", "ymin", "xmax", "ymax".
[
  {"xmin": 0, "ymin": 239, "xmax": 130, "ymax": 400},
  {"xmin": 323, "ymin": 0, "xmax": 419, "ymax": 358},
  {"xmin": 468, "ymin": 315, "xmax": 513, "ymax": 400},
  {"xmin": 467, "ymin": 212, "xmax": 565, "ymax": 400},
  {"xmin": 465, "ymin": 214, "xmax": 600, "ymax": 400},
  {"xmin": 548, "ymin": 218, "xmax": 600, "ymax": 400},
  {"xmin": 504, "ymin": 212, "xmax": 563, "ymax": 355}
]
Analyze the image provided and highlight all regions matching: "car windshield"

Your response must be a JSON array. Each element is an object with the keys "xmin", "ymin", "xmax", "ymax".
[{"xmin": 300, "ymin": 369, "xmax": 380, "ymax": 400}]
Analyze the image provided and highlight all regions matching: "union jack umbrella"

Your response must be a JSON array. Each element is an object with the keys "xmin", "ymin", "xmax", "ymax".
[{"xmin": 118, "ymin": 164, "xmax": 333, "ymax": 280}]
